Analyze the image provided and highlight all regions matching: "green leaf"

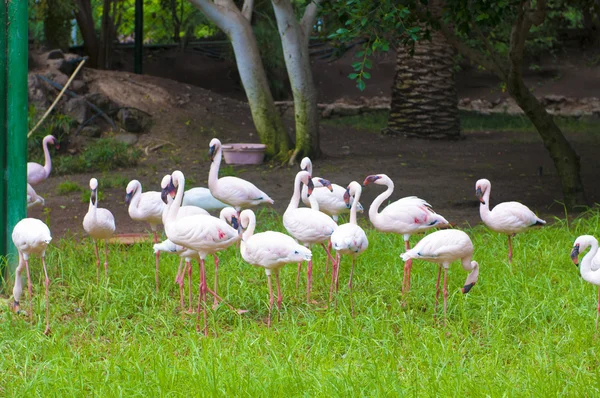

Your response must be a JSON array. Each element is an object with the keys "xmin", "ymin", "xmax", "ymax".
[
  {"xmin": 348, "ymin": 73, "xmax": 359, "ymax": 80},
  {"xmin": 357, "ymin": 79, "xmax": 366, "ymax": 91},
  {"xmin": 364, "ymin": 59, "xmax": 372, "ymax": 69},
  {"xmin": 363, "ymin": 71, "xmax": 371, "ymax": 79}
]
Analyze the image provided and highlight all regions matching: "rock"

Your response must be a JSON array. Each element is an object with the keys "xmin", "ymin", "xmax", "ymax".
[
  {"xmin": 114, "ymin": 132, "xmax": 138, "ymax": 146},
  {"xmin": 70, "ymin": 80, "xmax": 87, "ymax": 93},
  {"xmin": 79, "ymin": 125, "xmax": 102, "ymax": 138},
  {"xmin": 543, "ymin": 94, "xmax": 566, "ymax": 105},
  {"xmin": 28, "ymin": 74, "xmax": 51, "ymax": 108},
  {"xmin": 334, "ymin": 104, "xmax": 361, "ymax": 116},
  {"xmin": 85, "ymin": 92, "xmax": 119, "ymax": 113},
  {"xmin": 63, "ymin": 97, "xmax": 90, "ymax": 124},
  {"xmin": 58, "ymin": 59, "xmax": 77, "ymax": 76},
  {"xmin": 117, "ymin": 108, "xmax": 150, "ymax": 133},
  {"xmin": 47, "ymin": 49, "xmax": 64, "ymax": 60},
  {"xmin": 52, "ymin": 73, "xmax": 69, "ymax": 87}
]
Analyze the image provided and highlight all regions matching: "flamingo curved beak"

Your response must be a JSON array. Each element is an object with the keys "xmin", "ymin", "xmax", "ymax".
[
  {"xmin": 168, "ymin": 180, "xmax": 177, "ymax": 199},
  {"xmin": 363, "ymin": 175, "xmax": 380, "ymax": 186},
  {"xmin": 161, "ymin": 187, "xmax": 169, "ymax": 204},
  {"xmin": 231, "ymin": 216, "xmax": 239, "ymax": 230},
  {"xmin": 462, "ymin": 282, "xmax": 475, "ymax": 294},
  {"xmin": 475, "ymin": 187, "xmax": 485, "ymax": 204},
  {"xmin": 571, "ymin": 245, "xmax": 580, "ymax": 266},
  {"xmin": 343, "ymin": 187, "xmax": 351, "ymax": 208},
  {"xmin": 208, "ymin": 145, "xmax": 216, "ymax": 161},
  {"xmin": 125, "ymin": 192, "xmax": 133, "ymax": 205},
  {"xmin": 306, "ymin": 178, "xmax": 314, "ymax": 196},
  {"xmin": 90, "ymin": 189, "xmax": 97, "ymax": 205},
  {"xmin": 318, "ymin": 179, "xmax": 333, "ymax": 192}
]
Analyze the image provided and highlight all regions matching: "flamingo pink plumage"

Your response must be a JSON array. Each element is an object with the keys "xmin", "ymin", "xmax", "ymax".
[
  {"xmin": 570, "ymin": 235, "xmax": 600, "ymax": 328},
  {"xmin": 27, "ymin": 135, "xmax": 59, "ymax": 186},
  {"xmin": 476, "ymin": 178, "xmax": 546, "ymax": 263},
  {"xmin": 364, "ymin": 174, "xmax": 449, "ymax": 295}
]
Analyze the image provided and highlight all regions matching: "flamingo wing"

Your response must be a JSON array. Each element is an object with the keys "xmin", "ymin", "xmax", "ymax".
[
  {"xmin": 490, "ymin": 202, "xmax": 544, "ymax": 232},
  {"xmin": 217, "ymin": 176, "xmax": 273, "ymax": 206},
  {"xmin": 283, "ymin": 208, "xmax": 337, "ymax": 244},
  {"xmin": 27, "ymin": 162, "xmax": 47, "ymax": 186}
]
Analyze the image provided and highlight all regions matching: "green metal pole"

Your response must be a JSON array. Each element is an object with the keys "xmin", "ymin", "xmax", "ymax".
[
  {"xmin": 134, "ymin": 0, "xmax": 143, "ymax": 74},
  {"xmin": 4, "ymin": 0, "xmax": 28, "ymax": 280},
  {"xmin": 0, "ymin": 0, "xmax": 7, "ymax": 286}
]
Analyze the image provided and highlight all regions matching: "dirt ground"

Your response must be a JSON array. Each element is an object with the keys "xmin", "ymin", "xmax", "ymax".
[{"xmin": 27, "ymin": 47, "xmax": 600, "ymax": 238}]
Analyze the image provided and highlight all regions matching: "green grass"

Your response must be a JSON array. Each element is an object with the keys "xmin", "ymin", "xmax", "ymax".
[
  {"xmin": 2, "ymin": 209, "xmax": 600, "ymax": 395},
  {"xmin": 53, "ymin": 139, "xmax": 141, "ymax": 176},
  {"xmin": 322, "ymin": 110, "xmax": 600, "ymax": 135},
  {"xmin": 56, "ymin": 181, "xmax": 84, "ymax": 195}
]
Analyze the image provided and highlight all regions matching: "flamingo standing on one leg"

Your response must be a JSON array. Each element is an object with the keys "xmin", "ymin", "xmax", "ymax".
[
  {"xmin": 126, "ymin": 179, "xmax": 165, "ymax": 292},
  {"xmin": 83, "ymin": 178, "xmax": 116, "ymax": 280},
  {"xmin": 475, "ymin": 178, "xmax": 546, "ymax": 263},
  {"xmin": 12, "ymin": 218, "xmax": 52, "ymax": 334},
  {"xmin": 570, "ymin": 235, "xmax": 600, "ymax": 329},
  {"xmin": 239, "ymin": 209, "xmax": 312, "ymax": 327},
  {"xmin": 283, "ymin": 170, "xmax": 337, "ymax": 303},
  {"xmin": 27, "ymin": 135, "xmax": 59, "ymax": 186},
  {"xmin": 401, "ymin": 229, "xmax": 479, "ymax": 325},
  {"xmin": 364, "ymin": 174, "xmax": 449, "ymax": 296},
  {"xmin": 330, "ymin": 182, "xmax": 369, "ymax": 314},
  {"xmin": 208, "ymin": 138, "xmax": 274, "ymax": 213},
  {"xmin": 163, "ymin": 170, "xmax": 241, "ymax": 336}
]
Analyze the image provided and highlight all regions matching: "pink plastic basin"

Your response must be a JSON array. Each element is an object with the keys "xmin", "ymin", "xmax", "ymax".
[{"xmin": 221, "ymin": 143, "xmax": 266, "ymax": 165}]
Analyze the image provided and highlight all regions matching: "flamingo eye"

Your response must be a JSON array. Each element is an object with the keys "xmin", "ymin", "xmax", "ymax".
[{"xmin": 294, "ymin": 250, "xmax": 299, "ymax": 254}]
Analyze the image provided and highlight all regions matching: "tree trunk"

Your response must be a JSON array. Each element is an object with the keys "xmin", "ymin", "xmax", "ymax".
[
  {"xmin": 507, "ymin": 74, "xmax": 586, "ymax": 208},
  {"xmin": 187, "ymin": 0, "xmax": 291, "ymax": 160},
  {"xmin": 74, "ymin": 0, "xmax": 99, "ymax": 68},
  {"xmin": 98, "ymin": 0, "xmax": 113, "ymax": 69},
  {"xmin": 385, "ymin": 30, "xmax": 460, "ymax": 138},
  {"xmin": 271, "ymin": 0, "xmax": 320, "ymax": 164}
]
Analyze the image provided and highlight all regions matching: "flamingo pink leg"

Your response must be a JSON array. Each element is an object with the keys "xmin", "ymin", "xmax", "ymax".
[
  {"xmin": 335, "ymin": 253, "xmax": 341, "ymax": 293},
  {"xmin": 196, "ymin": 258, "xmax": 208, "ymax": 336},
  {"xmin": 205, "ymin": 286, "xmax": 247, "ymax": 315},
  {"xmin": 177, "ymin": 259, "xmax": 185, "ymax": 313},
  {"xmin": 187, "ymin": 259, "xmax": 193, "ymax": 313},
  {"xmin": 104, "ymin": 240, "xmax": 109, "ymax": 278},
  {"xmin": 24, "ymin": 258, "xmax": 33, "ymax": 322},
  {"xmin": 154, "ymin": 231, "xmax": 160, "ymax": 293},
  {"xmin": 402, "ymin": 239, "xmax": 412, "ymax": 295},
  {"xmin": 508, "ymin": 235, "xmax": 513, "ymax": 263},
  {"xmin": 329, "ymin": 254, "xmax": 338, "ymax": 302},
  {"xmin": 267, "ymin": 273, "xmax": 274, "ymax": 328},
  {"xmin": 94, "ymin": 240, "xmax": 100, "ymax": 283},
  {"xmin": 307, "ymin": 259, "xmax": 313, "ymax": 303},
  {"xmin": 349, "ymin": 257, "xmax": 356, "ymax": 317},
  {"xmin": 324, "ymin": 241, "xmax": 332, "ymax": 276},
  {"xmin": 42, "ymin": 256, "xmax": 51, "ymax": 335},
  {"xmin": 443, "ymin": 267, "xmax": 449, "ymax": 326},
  {"xmin": 213, "ymin": 255, "xmax": 220, "ymax": 309},
  {"xmin": 276, "ymin": 272, "xmax": 282, "ymax": 322},
  {"xmin": 434, "ymin": 265, "xmax": 442, "ymax": 321},
  {"xmin": 597, "ymin": 286, "xmax": 600, "ymax": 330}
]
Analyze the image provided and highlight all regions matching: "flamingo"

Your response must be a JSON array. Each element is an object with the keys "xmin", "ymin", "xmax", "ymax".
[
  {"xmin": 126, "ymin": 179, "xmax": 165, "ymax": 292},
  {"xmin": 163, "ymin": 170, "xmax": 240, "ymax": 335},
  {"xmin": 401, "ymin": 229, "xmax": 479, "ymax": 324},
  {"xmin": 11, "ymin": 218, "xmax": 52, "ymax": 334},
  {"xmin": 475, "ymin": 178, "xmax": 546, "ymax": 263},
  {"xmin": 239, "ymin": 209, "xmax": 312, "ymax": 327},
  {"xmin": 27, "ymin": 135, "xmax": 59, "ymax": 186},
  {"xmin": 182, "ymin": 187, "xmax": 228, "ymax": 212},
  {"xmin": 300, "ymin": 157, "xmax": 363, "ymax": 222},
  {"xmin": 364, "ymin": 174, "xmax": 449, "ymax": 295},
  {"xmin": 83, "ymin": 178, "xmax": 116, "ymax": 280},
  {"xmin": 208, "ymin": 138, "xmax": 274, "ymax": 212},
  {"xmin": 283, "ymin": 170, "xmax": 337, "ymax": 303},
  {"xmin": 330, "ymin": 182, "xmax": 369, "ymax": 313},
  {"xmin": 570, "ymin": 235, "xmax": 600, "ymax": 328},
  {"xmin": 27, "ymin": 183, "xmax": 45, "ymax": 208}
]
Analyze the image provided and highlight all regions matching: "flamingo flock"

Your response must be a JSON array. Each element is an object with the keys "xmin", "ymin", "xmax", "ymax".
[{"xmin": 23, "ymin": 135, "xmax": 599, "ymax": 337}]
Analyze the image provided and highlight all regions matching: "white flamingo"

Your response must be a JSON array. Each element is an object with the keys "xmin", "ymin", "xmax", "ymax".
[
  {"xmin": 83, "ymin": 178, "xmax": 116, "ymax": 280},
  {"xmin": 27, "ymin": 183, "xmax": 45, "ymax": 208},
  {"xmin": 126, "ymin": 179, "xmax": 165, "ymax": 292},
  {"xmin": 364, "ymin": 174, "xmax": 449, "ymax": 295},
  {"xmin": 330, "ymin": 182, "xmax": 369, "ymax": 311},
  {"xmin": 476, "ymin": 178, "xmax": 546, "ymax": 263},
  {"xmin": 208, "ymin": 138, "xmax": 274, "ymax": 212},
  {"xmin": 283, "ymin": 170, "xmax": 337, "ymax": 303},
  {"xmin": 163, "ymin": 170, "xmax": 240, "ymax": 335},
  {"xmin": 27, "ymin": 135, "xmax": 59, "ymax": 186},
  {"xmin": 401, "ymin": 229, "xmax": 479, "ymax": 324},
  {"xmin": 182, "ymin": 187, "xmax": 228, "ymax": 211},
  {"xmin": 570, "ymin": 235, "xmax": 600, "ymax": 328},
  {"xmin": 300, "ymin": 157, "xmax": 363, "ymax": 222},
  {"xmin": 12, "ymin": 218, "xmax": 52, "ymax": 334},
  {"xmin": 239, "ymin": 209, "xmax": 312, "ymax": 327}
]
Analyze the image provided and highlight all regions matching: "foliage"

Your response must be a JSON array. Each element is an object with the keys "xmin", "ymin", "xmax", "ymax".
[
  {"xmin": 29, "ymin": 0, "xmax": 75, "ymax": 48},
  {"xmin": 54, "ymin": 139, "xmax": 141, "ymax": 175},
  {"xmin": 56, "ymin": 181, "xmax": 85, "ymax": 195},
  {"xmin": 4, "ymin": 209, "xmax": 600, "ymax": 394},
  {"xmin": 27, "ymin": 107, "xmax": 74, "ymax": 162}
]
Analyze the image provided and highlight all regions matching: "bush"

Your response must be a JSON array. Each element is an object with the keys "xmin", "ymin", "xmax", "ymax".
[{"xmin": 54, "ymin": 138, "xmax": 141, "ymax": 175}]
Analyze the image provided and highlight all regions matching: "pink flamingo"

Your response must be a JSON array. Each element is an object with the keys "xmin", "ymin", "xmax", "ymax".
[
  {"xmin": 476, "ymin": 178, "xmax": 545, "ymax": 263},
  {"xmin": 364, "ymin": 174, "xmax": 449, "ymax": 295},
  {"xmin": 570, "ymin": 235, "xmax": 600, "ymax": 328},
  {"xmin": 27, "ymin": 135, "xmax": 59, "ymax": 186}
]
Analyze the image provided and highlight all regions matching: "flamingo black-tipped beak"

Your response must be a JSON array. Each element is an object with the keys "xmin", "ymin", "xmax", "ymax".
[
  {"xmin": 161, "ymin": 187, "xmax": 169, "ymax": 204},
  {"xmin": 571, "ymin": 245, "xmax": 580, "ymax": 266},
  {"xmin": 476, "ymin": 187, "xmax": 485, "ymax": 204},
  {"xmin": 307, "ymin": 178, "xmax": 314, "ymax": 197},
  {"xmin": 208, "ymin": 145, "xmax": 216, "ymax": 161},
  {"xmin": 54, "ymin": 140, "xmax": 60, "ymax": 150},
  {"xmin": 231, "ymin": 216, "xmax": 239, "ymax": 230},
  {"xmin": 462, "ymin": 282, "xmax": 475, "ymax": 294},
  {"xmin": 125, "ymin": 192, "xmax": 133, "ymax": 205},
  {"xmin": 168, "ymin": 180, "xmax": 177, "ymax": 199},
  {"xmin": 90, "ymin": 189, "xmax": 97, "ymax": 205},
  {"xmin": 343, "ymin": 187, "xmax": 351, "ymax": 208},
  {"xmin": 319, "ymin": 179, "xmax": 333, "ymax": 192},
  {"xmin": 363, "ymin": 175, "xmax": 380, "ymax": 186}
]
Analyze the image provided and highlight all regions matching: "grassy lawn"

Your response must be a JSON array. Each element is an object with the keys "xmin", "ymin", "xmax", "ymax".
[{"xmin": 2, "ymin": 209, "xmax": 600, "ymax": 395}]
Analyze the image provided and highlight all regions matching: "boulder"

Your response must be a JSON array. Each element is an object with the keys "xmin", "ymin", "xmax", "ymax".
[
  {"xmin": 114, "ymin": 132, "xmax": 138, "ymax": 146},
  {"xmin": 47, "ymin": 49, "xmax": 64, "ymax": 60},
  {"xmin": 63, "ymin": 97, "xmax": 90, "ymax": 124},
  {"xmin": 117, "ymin": 108, "xmax": 150, "ymax": 133}
]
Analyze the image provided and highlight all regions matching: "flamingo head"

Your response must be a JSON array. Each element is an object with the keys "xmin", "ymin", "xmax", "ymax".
[
  {"xmin": 475, "ymin": 179, "xmax": 491, "ymax": 204},
  {"xmin": 306, "ymin": 178, "xmax": 315, "ymax": 197},
  {"xmin": 363, "ymin": 174, "xmax": 382, "ymax": 186},
  {"xmin": 220, "ymin": 207, "xmax": 240, "ymax": 230},
  {"xmin": 208, "ymin": 138, "xmax": 221, "ymax": 161},
  {"xmin": 571, "ymin": 243, "xmax": 580, "ymax": 266},
  {"xmin": 161, "ymin": 177, "xmax": 176, "ymax": 204},
  {"xmin": 344, "ymin": 186, "xmax": 351, "ymax": 208},
  {"xmin": 89, "ymin": 178, "xmax": 98, "ymax": 205},
  {"xmin": 125, "ymin": 180, "xmax": 140, "ymax": 205},
  {"xmin": 300, "ymin": 157, "xmax": 312, "ymax": 173},
  {"xmin": 50, "ymin": 135, "xmax": 60, "ymax": 150}
]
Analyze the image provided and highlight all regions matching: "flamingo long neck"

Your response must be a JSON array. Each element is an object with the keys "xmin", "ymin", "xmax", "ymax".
[
  {"xmin": 240, "ymin": 213, "xmax": 256, "ymax": 260},
  {"xmin": 166, "ymin": 174, "xmax": 185, "ymax": 227},
  {"xmin": 305, "ymin": 161, "xmax": 313, "ymax": 176},
  {"xmin": 581, "ymin": 240, "xmax": 600, "ymax": 285},
  {"xmin": 42, "ymin": 137, "xmax": 52, "ymax": 176},
  {"xmin": 89, "ymin": 193, "xmax": 98, "ymax": 219},
  {"xmin": 369, "ymin": 180, "xmax": 394, "ymax": 228},
  {"xmin": 479, "ymin": 185, "xmax": 492, "ymax": 224},
  {"xmin": 350, "ymin": 186, "xmax": 362, "ymax": 225},
  {"xmin": 286, "ymin": 174, "xmax": 304, "ymax": 213},
  {"xmin": 208, "ymin": 146, "xmax": 222, "ymax": 192}
]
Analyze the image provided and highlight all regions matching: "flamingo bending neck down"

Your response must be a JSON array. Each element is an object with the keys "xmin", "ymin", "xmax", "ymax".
[
  {"xmin": 240, "ymin": 209, "xmax": 312, "ymax": 327},
  {"xmin": 570, "ymin": 235, "xmax": 600, "ymax": 328},
  {"xmin": 163, "ymin": 170, "xmax": 241, "ymax": 335},
  {"xmin": 476, "ymin": 178, "xmax": 546, "ymax": 263},
  {"xmin": 208, "ymin": 138, "xmax": 274, "ymax": 212},
  {"xmin": 12, "ymin": 218, "xmax": 52, "ymax": 335},
  {"xmin": 283, "ymin": 170, "xmax": 337, "ymax": 303},
  {"xmin": 330, "ymin": 181, "xmax": 369, "ymax": 314},
  {"xmin": 126, "ymin": 179, "xmax": 165, "ymax": 292},
  {"xmin": 83, "ymin": 178, "xmax": 116, "ymax": 280},
  {"xmin": 27, "ymin": 135, "xmax": 59, "ymax": 186},
  {"xmin": 401, "ymin": 229, "xmax": 479, "ymax": 324},
  {"xmin": 364, "ymin": 174, "xmax": 449, "ymax": 296}
]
